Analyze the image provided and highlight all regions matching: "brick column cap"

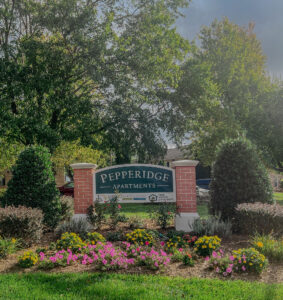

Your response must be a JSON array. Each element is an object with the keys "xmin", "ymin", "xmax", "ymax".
[
  {"xmin": 70, "ymin": 163, "xmax": 97, "ymax": 170},
  {"xmin": 171, "ymin": 160, "xmax": 199, "ymax": 168}
]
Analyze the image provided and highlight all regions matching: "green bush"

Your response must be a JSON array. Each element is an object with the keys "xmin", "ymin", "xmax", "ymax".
[
  {"xmin": 3, "ymin": 146, "xmax": 61, "ymax": 228},
  {"xmin": 87, "ymin": 202, "xmax": 105, "ymax": 229},
  {"xmin": 150, "ymin": 202, "xmax": 176, "ymax": 229},
  {"xmin": 191, "ymin": 214, "xmax": 232, "ymax": 238},
  {"xmin": 235, "ymin": 202, "xmax": 283, "ymax": 236},
  {"xmin": 210, "ymin": 138, "xmax": 273, "ymax": 221},
  {"xmin": 0, "ymin": 188, "xmax": 6, "ymax": 204},
  {"xmin": 251, "ymin": 234, "xmax": 283, "ymax": 262},
  {"xmin": 0, "ymin": 237, "xmax": 19, "ymax": 259},
  {"xmin": 18, "ymin": 251, "xmax": 38, "ymax": 268},
  {"xmin": 55, "ymin": 218, "xmax": 92, "ymax": 239},
  {"xmin": 0, "ymin": 206, "xmax": 43, "ymax": 246}
]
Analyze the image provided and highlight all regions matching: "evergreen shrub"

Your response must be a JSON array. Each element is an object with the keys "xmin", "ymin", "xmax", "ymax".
[
  {"xmin": 210, "ymin": 138, "xmax": 273, "ymax": 221},
  {"xmin": 4, "ymin": 146, "xmax": 61, "ymax": 228}
]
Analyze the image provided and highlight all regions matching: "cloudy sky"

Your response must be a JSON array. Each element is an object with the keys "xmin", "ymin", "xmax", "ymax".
[{"xmin": 176, "ymin": 0, "xmax": 283, "ymax": 78}]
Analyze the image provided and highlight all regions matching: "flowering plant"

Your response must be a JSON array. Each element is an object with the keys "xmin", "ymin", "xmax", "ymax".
[
  {"xmin": 166, "ymin": 235, "xmax": 185, "ymax": 252},
  {"xmin": 0, "ymin": 237, "xmax": 19, "ymax": 258},
  {"xmin": 194, "ymin": 235, "xmax": 221, "ymax": 257},
  {"xmin": 126, "ymin": 229, "xmax": 154, "ymax": 246},
  {"xmin": 38, "ymin": 250, "xmax": 69, "ymax": 270},
  {"xmin": 18, "ymin": 251, "xmax": 38, "ymax": 268},
  {"xmin": 56, "ymin": 232, "xmax": 86, "ymax": 253},
  {"xmin": 232, "ymin": 248, "xmax": 268, "ymax": 274},
  {"xmin": 85, "ymin": 232, "xmax": 106, "ymax": 245},
  {"xmin": 208, "ymin": 250, "xmax": 233, "ymax": 276},
  {"xmin": 183, "ymin": 235, "xmax": 198, "ymax": 247},
  {"xmin": 182, "ymin": 252, "xmax": 194, "ymax": 267}
]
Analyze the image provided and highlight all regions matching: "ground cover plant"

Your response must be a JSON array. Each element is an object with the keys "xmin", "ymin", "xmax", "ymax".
[
  {"xmin": 0, "ymin": 273, "xmax": 282, "ymax": 300},
  {"xmin": 252, "ymin": 234, "xmax": 283, "ymax": 262}
]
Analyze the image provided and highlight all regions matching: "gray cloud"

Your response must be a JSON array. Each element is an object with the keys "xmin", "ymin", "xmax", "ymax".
[{"xmin": 176, "ymin": 0, "xmax": 283, "ymax": 77}]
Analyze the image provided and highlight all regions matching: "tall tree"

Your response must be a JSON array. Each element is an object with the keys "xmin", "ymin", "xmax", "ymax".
[
  {"xmin": 172, "ymin": 18, "xmax": 282, "ymax": 166},
  {"xmin": 0, "ymin": 0, "xmax": 190, "ymax": 162}
]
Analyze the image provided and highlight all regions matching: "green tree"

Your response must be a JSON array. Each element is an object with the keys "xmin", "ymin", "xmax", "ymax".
[
  {"xmin": 210, "ymin": 138, "xmax": 273, "ymax": 221},
  {"xmin": 172, "ymin": 18, "xmax": 280, "ymax": 166},
  {"xmin": 0, "ymin": 0, "xmax": 190, "ymax": 161},
  {"xmin": 4, "ymin": 146, "xmax": 61, "ymax": 228}
]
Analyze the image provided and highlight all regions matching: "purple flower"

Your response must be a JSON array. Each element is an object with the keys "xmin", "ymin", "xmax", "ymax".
[
  {"xmin": 212, "ymin": 251, "xmax": 218, "ymax": 258},
  {"xmin": 242, "ymin": 266, "xmax": 246, "ymax": 271},
  {"xmin": 226, "ymin": 267, "xmax": 232, "ymax": 273},
  {"xmin": 229, "ymin": 256, "xmax": 235, "ymax": 261}
]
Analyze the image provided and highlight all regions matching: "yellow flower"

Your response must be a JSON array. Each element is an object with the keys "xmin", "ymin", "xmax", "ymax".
[{"xmin": 257, "ymin": 242, "xmax": 263, "ymax": 248}]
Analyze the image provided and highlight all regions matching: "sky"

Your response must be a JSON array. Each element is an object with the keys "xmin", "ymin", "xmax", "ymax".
[{"xmin": 176, "ymin": 0, "xmax": 283, "ymax": 78}]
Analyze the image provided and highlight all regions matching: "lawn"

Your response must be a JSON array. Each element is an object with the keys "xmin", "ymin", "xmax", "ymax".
[
  {"xmin": 274, "ymin": 192, "xmax": 283, "ymax": 205},
  {"xmin": 111, "ymin": 203, "xmax": 209, "ymax": 219},
  {"xmin": 0, "ymin": 273, "xmax": 282, "ymax": 300}
]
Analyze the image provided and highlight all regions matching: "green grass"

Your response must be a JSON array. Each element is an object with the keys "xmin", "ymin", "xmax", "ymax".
[
  {"xmin": 116, "ymin": 203, "xmax": 209, "ymax": 219},
  {"xmin": 0, "ymin": 273, "xmax": 282, "ymax": 300},
  {"xmin": 274, "ymin": 193, "xmax": 283, "ymax": 205}
]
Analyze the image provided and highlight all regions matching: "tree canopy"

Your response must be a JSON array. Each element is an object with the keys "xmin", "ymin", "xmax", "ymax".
[
  {"xmin": 0, "ymin": 0, "xmax": 190, "ymax": 163},
  {"xmin": 172, "ymin": 18, "xmax": 283, "ymax": 167}
]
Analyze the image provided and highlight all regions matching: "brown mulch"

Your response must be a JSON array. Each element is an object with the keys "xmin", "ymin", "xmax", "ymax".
[{"xmin": 0, "ymin": 230, "xmax": 282, "ymax": 284}]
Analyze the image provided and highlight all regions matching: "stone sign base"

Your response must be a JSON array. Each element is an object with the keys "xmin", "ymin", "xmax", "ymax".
[{"xmin": 175, "ymin": 212, "xmax": 199, "ymax": 232}]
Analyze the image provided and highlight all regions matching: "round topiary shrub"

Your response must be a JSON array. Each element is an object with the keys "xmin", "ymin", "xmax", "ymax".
[
  {"xmin": 210, "ymin": 138, "xmax": 273, "ymax": 221},
  {"xmin": 4, "ymin": 146, "xmax": 61, "ymax": 228}
]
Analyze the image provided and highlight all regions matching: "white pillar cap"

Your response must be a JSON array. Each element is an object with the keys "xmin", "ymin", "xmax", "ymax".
[
  {"xmin": 70, "ymin": 163, "xmax": 97, "ymax": 170},
  {"xmin": 171, "ymin": 160, "xmax": 199, "ymax": 168}
]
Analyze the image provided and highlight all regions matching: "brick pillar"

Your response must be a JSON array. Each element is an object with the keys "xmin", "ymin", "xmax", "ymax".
[
  {"xmin": 172, "ymin": 160, "xmax": 199, "ymax": 232},
  {"xmin": 70, "ymin": 163, "xmax": 96, "ymax": 218}
]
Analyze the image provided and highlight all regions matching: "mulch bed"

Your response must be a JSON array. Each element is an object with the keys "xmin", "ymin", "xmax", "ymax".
[{"xmin": 1, "ymin": 225, "xmax": 282, "ymax": 284}]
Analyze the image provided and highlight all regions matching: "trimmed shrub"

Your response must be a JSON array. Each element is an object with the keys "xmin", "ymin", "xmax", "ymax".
[
  {"xmin": 235, "ymin": 202, "xmax": 283, "ymax": 236},
  {"xmin": 210, "ymin": 138, "xmax": 273, "ymax": 221},
  {"xmin": 3, "ymin": 146, "xmax": 61, "ymax": 228},
  {"xmin": 0, "ymin": 206, "xmax": 43, "ymax": 245}
]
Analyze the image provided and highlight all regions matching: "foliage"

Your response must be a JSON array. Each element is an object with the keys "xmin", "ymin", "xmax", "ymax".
[
  {"xmin": 0, "ymin": 0, "xmax": 189, "ymax": 163},
  {"xmin": 86, "ymin": 202, "xmax": 106, "ymax": 230},
  {"xmin": 4, "ymin": 146, "xmax": 61, "ymax": 228},
  {"xmin": 0, "ymin": 188, "xmax": 6, "ymax": 203},
  {"xmin": 85, "ymin": 232, "xmax": 106, "ymax": 245},
  {"xmin": 150, "ymin": 202, "xmax": 175, "ymax": 229},
  {"xmin": 166, "ymin": 236, "xmax": 185, "ymax": 252},
  {"xmin": 210, "ymin": 138, "xmax": 273, "ymax": 221},
  {"xmin": 56, "ymin": 233, "xmax": 86, "ymax": 253},
  {"xmin": 18, "ymin": 251, "xmax": 38, "ymax": 268},
  {"xmin": 105, "ymin": 231, "xmax": 124, "ymax": 242},
  {"xmin": 0, "ymin": 205, "xmax": 43, "ymax": 246},
  {"xmin": 135, "ymin": 248, "xmax": 171, "ymax": 270},
  {"xmin": 126, "ymin": 229, "xmax": 154, "ymax": 246},
  {"xmin": 182, "ymin": 253, "xmax": 194, "ymax": 266},
  {"xmin": 55, "ymin": 218, "xmax": 92, "ymax": 239},
  {"xmin": 235, "ymin": 202, "xmax": 283, "ymax": 236},
  {"xmin": 170, "ymin": 248, "xmax": 185, "ymax": 262},
  {"xmin": 105, "ymin": 196, "xmax": 127, "ymax": 229},
  {"xmin": 0, "ymin": 237, "xmax": 18, "ymax": 259},
  {"xmin": 183, "ymin": 234, "xmax": 198, "ymax": 248},
  {"xmin": 208, "ymin": 250, "xmax": 234, "ymax": 277},
  {"xmin": 171, "ymin": 18, "xmax": 281, "ymax": 166},
  {"xmin": 194, "ymin": 236, "xmax": 221, "ymax": 257},
  {"xmin": 191, "ymin": 215, "xmax": 232, "ymax": 237},
  {"xmin": 38, "ymin": 250, "xmax": 69, "ymax": 270},
  {"xmin": 251, "ymin": 234, "xmax": 283, "ymax": 262},
  {"xmin": 232, "ymin": 248, "xmax": 268, "ymax": 274},
  {"xmin": 128, "ymin": 216, "xmax": 145, "ymax": 230},
  {"xmin": 60, "ymin": 196, "xmax": 74, "ymax": 222}
]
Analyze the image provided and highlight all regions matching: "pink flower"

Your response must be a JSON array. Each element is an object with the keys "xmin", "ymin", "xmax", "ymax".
[
  {"xmin": 215, "ymin": 267, "xmax": 220, "ymax": 273},
  {"xmin": 136, "ymin": 247, "xmax": 141, "ymax": 252},
  {"xmin": 39, "ymin": 252, "xmax": 45, "ymax": 261},
  {"xmin": 226, "ymin": 267, "xmax": 233, "ymax": 273},
  {"xmin": 160, "ymin": 241, "xmax": 165, "ymax": 247},
  {"xmin": 178, "ymin": 248, "xmax": 183, "ymax": 252},
  {"xmin": 229, "ymin": 255, "xmax": 235, "ymax": 261},
  {"xmin": 212, "ymin": 251, "xmax": 218, "ymax": 258},
  {"xmin": 145, "ymin": 241, "xmax": 149, "ymax": 246},
  {"xmin": 205, "ymin": 256, "xmax": 210, "ymax": 261},
  {"xmin": 118, "ymin": 204, "xmax": 121, "ymax": 209},
  {"xmin": 223, "ymin": 272, "xmax": 228, "ymax": 277},
  {"xmin": 141, "ymin": 255, "xmax": 146, "ymax": 260},
  {"xmin": 154, "ymin": 262, "xmax": 158, "ymax": 267},
  {"xmin": 49, "ymin": 257, "xmax": 57, "ymax": 263},
  {"xmin": 102, "ymin": 259, "xmax": 108, "ymax": 265},
  {"xmin": 242, "ymin": 266, "xmax": 246, "ymax": 271}
]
